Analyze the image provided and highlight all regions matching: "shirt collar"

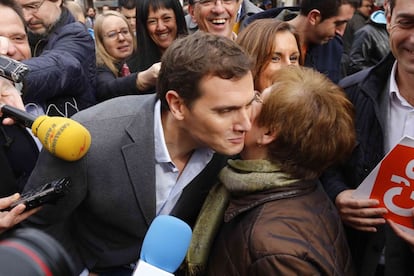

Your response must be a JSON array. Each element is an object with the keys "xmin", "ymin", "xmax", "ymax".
[
  {"xmin": 389, "ymin": 61, "xmax": 413, "ymax": 108},
  {"xmin": 154, "ymin": 100, "xmax": 172, "ymax": 163}
]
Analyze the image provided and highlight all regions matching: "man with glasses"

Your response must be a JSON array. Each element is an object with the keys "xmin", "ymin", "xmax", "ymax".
[
  {"xmin": 12, "ymin": 0, "xmax": 96, "ymax": 117},
  {"xmin": 185, "ymin": 0, "xmax": 262, "ymax": 36},
  {"xmin": 187, "ymin": 0, "xmax": 241, "ymax": 40}
]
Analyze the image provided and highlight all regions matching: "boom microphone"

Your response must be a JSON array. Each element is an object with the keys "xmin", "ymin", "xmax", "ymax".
[
  {"xmin": 133, "ymin": 215, "xmax": 192, "ymax": 276},
  {"xmin": 0, "ymin": 104, "xmax": 91, "ymax": 161}
]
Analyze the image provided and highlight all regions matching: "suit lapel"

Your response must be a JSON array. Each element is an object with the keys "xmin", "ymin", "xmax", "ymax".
[{"xmin": 122, "ymin": 96, "xmax": 157, "ymax": 226}]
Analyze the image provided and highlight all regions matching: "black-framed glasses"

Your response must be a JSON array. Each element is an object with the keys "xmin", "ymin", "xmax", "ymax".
[
  {"xmin": 21, "ymin": 0, "xmax": 46, "ymax": 14},
  {"xmin": 104, "ymin": 28, "xmax": 131, "ymax": 40}
]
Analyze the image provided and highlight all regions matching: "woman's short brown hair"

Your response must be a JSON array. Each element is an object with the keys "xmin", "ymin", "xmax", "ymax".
[{"xmin": 258, "ymin": 66, "xmax": 356, "ymax": 180}]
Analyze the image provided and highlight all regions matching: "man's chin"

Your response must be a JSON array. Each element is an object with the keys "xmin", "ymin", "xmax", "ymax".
[{"xmin": 28, "ymin": 25, "xmax": 46, "ymax": 35}]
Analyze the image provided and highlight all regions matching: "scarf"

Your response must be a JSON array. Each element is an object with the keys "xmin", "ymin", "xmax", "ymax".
[{"xmin": 185, "ymin": 159, "xmax": 298, "ymax": 275}]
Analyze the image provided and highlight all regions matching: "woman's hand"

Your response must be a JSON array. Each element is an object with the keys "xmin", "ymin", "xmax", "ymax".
[{"xmin": 136, "ymin": 62, "xmax": 161, "ymax": 91}]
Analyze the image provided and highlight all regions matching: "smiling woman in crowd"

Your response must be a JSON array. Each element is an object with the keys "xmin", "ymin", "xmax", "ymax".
[
  {"xmin": 94, "ymin": 11, "xmax": 160, "ymax": 102},
  {"xmin": 236, "ymin": 19, "xmax": 302, "ymax": 92},
  {"xmin": 133, "ymin": 0, "xmax": 188, "ymax": 72}
]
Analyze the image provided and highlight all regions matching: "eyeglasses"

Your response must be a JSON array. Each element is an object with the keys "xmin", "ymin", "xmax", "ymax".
[
  {"xmin": 21, "ymin": 0, "xmax": 46, "ymax": 14},
  {"xmin": 104, "ymin": 28, "xmax": 131, "ymax": 40},
  {"xmin": 253, "ymin": 91, "xmax": 263, "ymax": 104},
  {"xmin": 194, "ymin": 0, "xmax": 237, "ymax": 7}
]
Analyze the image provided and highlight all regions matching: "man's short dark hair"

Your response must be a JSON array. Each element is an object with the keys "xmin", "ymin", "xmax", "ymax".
[
  {"xmin": 119, "ymin": 0, "xmax": 136, "ymax": 9},
  {"xmin": 157, "ymin": 32, "xmax": 253, "ymax": 111},
  {"xmin": 300, "ymin": 0, "xmax": 343, "ymax": 21}
]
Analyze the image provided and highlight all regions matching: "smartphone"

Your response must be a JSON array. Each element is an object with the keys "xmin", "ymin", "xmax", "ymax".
[{"xmin": 4, "ymin": 177, "xmax": 71, "ymax": 211}]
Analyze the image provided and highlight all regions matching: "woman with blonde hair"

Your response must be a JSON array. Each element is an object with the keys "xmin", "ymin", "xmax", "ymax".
[{"xmin": 94, "ymin": 11, "xmax": 160, "ymax": 102}]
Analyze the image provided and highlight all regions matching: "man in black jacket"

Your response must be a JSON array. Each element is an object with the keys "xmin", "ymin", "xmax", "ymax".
[
  {"xmin": 321, "ymin": 0, "xmax": 414, "ymax": 274},
  {"xmin": 15, "ymin": 0, "xmax": 96, "ymax": 117}
]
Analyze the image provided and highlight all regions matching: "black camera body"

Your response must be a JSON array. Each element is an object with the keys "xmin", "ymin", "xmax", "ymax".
[{"xmin": 0, "ymin": 55, "xmax": 29, "ymax": 83}]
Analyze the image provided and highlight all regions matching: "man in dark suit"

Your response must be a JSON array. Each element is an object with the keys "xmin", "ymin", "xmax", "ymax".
[{"xmin": 21, "ymin": 32, "xmax": 257, "ymax": 275}]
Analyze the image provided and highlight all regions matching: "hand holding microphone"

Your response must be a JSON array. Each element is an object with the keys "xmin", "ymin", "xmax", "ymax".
[
  {"xmin": 133, "ymin": 215, "xmax": 192, "ymax": 276},
  {"xmin": 0, "ymin": 104, "xmax": 91, "ymax": 161}
]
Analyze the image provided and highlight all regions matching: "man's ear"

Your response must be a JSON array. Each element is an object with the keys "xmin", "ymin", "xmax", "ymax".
[
  {"xmin": 165, "ymin": 90, "xmax": 185, "ymax": 120},
  {"xmin": 308, "ymin": 9, "xmax": 321, "ymax": 25},
  {"xmin": 385, "ymin": 1, "xmax": 392, "ymax": 32},
  {"xmin": 188, "ymin": 4, "xmax": 197, "ymax": 23}
]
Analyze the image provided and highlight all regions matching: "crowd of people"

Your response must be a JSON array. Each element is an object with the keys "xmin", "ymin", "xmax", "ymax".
[{"xmin": 1, "ymin": 0, "xmax": 414, "ymax": 275}]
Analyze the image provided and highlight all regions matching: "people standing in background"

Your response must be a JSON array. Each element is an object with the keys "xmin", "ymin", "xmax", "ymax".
[
  {"xmin": 232, "ymin": 0, "xmax": 262, "ymax": 34},
  {"xmin": 14, "ymin": 0, "xmax": 96, "ymax": 117},
  {"xmin": 85, "ymin": 6, "xmax": 96, "ymax": 29},
  {"xmin": 341, "ymin": 0, "xmax": 374, "ymax": 75},
  {"xmin": 320, "ymin": 0, "xmax": 414, "ymax": 274},
  {"xmin": 119, "ymin": 0, "xmax": 136, "ymax": 33},
  {"xmin": 94, "ymin": 11, "xmax": 160, "ymax": 102},
  {"xmin": 185, "ymin": 0, "xmax": 262, "ymax": 35},
  {"xmin": 240, "ymin": 0, "xmax": 357, "ymax": 83},
  {"xmin": 101, "ymin": 4, "xmax": 110, "ymax": 13},
  {"xmin": 342, "ymin": 0, "xmax": 374, "ymax": 56},
  {"xmin": 187, "ymin": 0, "xmax": 241, "ymax": 40},
  {"xmin": 236, "ymin": 19, "xmax": 301, "ymax": 92},
  {"xmin": 65, "ymin": 1, "xmax": 94, "ymax": 38},
  {"xmin": 346, "ymin": 9, "xmax": 389, "ymax": 75},
  {"xmin": 133, "ymin": 0, "xmax": 188, "ymax": 72}
]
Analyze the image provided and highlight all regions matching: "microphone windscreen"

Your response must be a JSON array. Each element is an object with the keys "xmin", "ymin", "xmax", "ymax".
[
  {"xmin": 31, "ymin": 115, "xmax": 91, "ymax": 161},
  {"xmin": 140, "ymin": 215, "xmax": 192, "ymax": 273}
]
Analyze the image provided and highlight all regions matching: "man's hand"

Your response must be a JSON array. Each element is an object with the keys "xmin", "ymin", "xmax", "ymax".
[
  {"xmin": 388, "ymin": 209, "xmax": 414, "ymax": 252},
  {"xmin": 0, "ymin": 193, "xmax": 39, "ymax": 234},
  {"xmin": 336, "ymin": 189, "xmax": 388, "ymax": 232}
]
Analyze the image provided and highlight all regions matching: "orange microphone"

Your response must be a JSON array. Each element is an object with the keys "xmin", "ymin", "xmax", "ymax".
[{"xmin": 0, "ymin": 104, "xmax": 91, "ymax": 161}]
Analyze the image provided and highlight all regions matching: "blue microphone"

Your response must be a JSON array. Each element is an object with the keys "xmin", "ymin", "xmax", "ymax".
[{"xmin": 133, "ymin": 215, "xmax": 192, "ymax": 275}]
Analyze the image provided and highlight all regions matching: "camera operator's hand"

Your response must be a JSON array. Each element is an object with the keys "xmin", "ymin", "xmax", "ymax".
[
  {"xmin": 0, "ymin": 77, "xmax": 25, "ymax": 125},
  {"xmin": 0, "ymin": 193, "xmax": 39, "ymax": 234}
]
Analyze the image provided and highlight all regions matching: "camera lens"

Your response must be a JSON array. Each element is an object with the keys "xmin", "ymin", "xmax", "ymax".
[{"xmin": 0, "ymin": 228, "xmax": 75, "ymax": 276}]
